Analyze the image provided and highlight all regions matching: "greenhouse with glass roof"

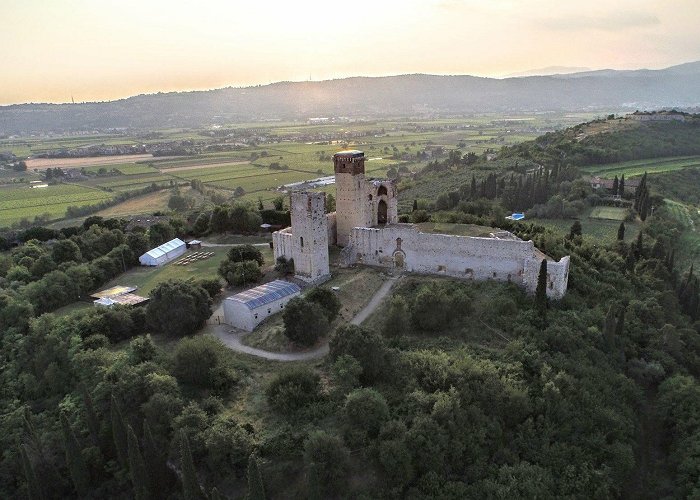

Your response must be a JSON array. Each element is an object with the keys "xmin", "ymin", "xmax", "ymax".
[{"xmin": 223, "ymin": 279, "xmax": 301, "ymax": 331}]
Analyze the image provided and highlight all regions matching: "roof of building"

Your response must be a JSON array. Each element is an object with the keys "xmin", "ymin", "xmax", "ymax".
[
  {"xmin": 142, "ymin": 238, "xmax": 186, "ymax": 259},
  {"xmin": 94, "ymin": 297, "xmax": 116, "ymax": 306},
  {"xmin": 91, "ymin": 285, "xmax": 137, "ymax": 299},
  {"xmin": 334, "ymin": 150, "xmax": 364, "ymax": 158},
  {"xmin": 226, "ymin": 280, "xmax": 301, "ymax": 310},
  {"xmin": 110, "ymin": 293, "xmax": 149, "ymax": 306}
]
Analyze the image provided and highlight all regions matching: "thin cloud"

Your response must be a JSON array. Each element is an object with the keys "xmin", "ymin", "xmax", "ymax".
[{"xmin": 542, "ymin": 11, "xmax": 661, "ymax": 31}]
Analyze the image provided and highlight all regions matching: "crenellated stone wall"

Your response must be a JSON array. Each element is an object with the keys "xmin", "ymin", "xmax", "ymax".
[
  {"xmin": 344, "ymin": 224, "xmax": 569, "ymax": 298},
  {"xmin": 274, "ymin": 149, "xmax": 570, "ymax": 299}
]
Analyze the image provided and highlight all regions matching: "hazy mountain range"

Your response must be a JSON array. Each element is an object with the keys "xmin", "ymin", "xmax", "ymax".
[{"xmin": 2, "ymin": 61, "xmax": 700, "ymax": 134}]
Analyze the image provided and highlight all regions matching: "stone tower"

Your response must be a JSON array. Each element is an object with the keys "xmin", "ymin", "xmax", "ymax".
[
  {"xmin": 289, "ymin": 191, "xmax": 330, "ymax": 282},
  {"xmin": 334, "ymin": 150, "xmax": 368, "ymax": 247}
]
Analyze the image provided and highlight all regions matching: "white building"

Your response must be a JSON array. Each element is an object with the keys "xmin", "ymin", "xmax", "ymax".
[
  {"xmin": 139, "ymin": 238, "xmax": 186, "ymax": 266},
  {"xmin": 223, "ymin": 280, "xmax": 301, "ymax": 331}
]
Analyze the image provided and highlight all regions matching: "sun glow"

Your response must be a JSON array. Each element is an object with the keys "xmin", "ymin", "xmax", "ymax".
[{"xmin": 0, "ymin": 0, "xmax": 699, "ymax": 104}]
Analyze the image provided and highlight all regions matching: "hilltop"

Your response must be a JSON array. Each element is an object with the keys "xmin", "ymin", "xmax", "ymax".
[{"xmin": 2, "ymin": 61, "xmax": 700, "ymax": 134}]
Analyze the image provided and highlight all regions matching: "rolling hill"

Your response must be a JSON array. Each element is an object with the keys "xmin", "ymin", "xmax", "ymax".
[{"xmin": 2, "ymin": 61, "xmax": 700, "ymax": 134}]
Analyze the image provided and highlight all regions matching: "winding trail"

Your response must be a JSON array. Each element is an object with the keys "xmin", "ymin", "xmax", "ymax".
[{"xmin": 210, "ymin": 275, "xmax": 399, "ymax": 362}]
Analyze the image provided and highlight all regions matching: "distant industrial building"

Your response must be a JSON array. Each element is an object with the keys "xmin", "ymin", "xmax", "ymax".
[
  {"xmin": 223, "ymin": 280, "xmax": 301, "ymax": 331},
  {"xmin": 139, "ymin": 238, "xmax": 186, "ymax": 266}
]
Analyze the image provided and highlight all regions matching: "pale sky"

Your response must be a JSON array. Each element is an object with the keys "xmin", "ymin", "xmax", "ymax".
[{"xmin": 1, "ymin": 0, "xmax": 699, "ymax": 105}]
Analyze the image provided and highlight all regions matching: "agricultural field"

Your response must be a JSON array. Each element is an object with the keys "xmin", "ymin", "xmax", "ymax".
[
  {"xmin": 663, "ymin": 199, "xmax": 700, "ymax": 273},
  {"xmin": 93, "ymin": 187, "xmax": 203, "ymax": 218},
  {"xmin": 589, "ymin": 206, "xmax": 631, "ymax": 221},
  {"xmin": 0, "ymin": 114, "xmax": 591, "ymax": 226},
  {"xmin": 0, "ymin": 183, "xmax": 113, "ymax": 225},
  {"xmin": 24, "ymin": 154, "xmax": 156, "ymax": 170},
  {"xmin": 528, "ymin": 209, "xmax": 639, "ymax": 243},
  {"xmin": 582, "ymin": 155, "xmax": 700, "ymax": 178}
]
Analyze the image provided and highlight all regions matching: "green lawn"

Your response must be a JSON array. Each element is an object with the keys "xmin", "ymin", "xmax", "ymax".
[
  {"xmin": 529, "ymin": 214, "xmax": 638, "ymax": 243},
  {"xmin": 589, "ymin": 206, "xmax": 631, "ymax": 221},
  {"xmin": 99, "ymin": 247, "xmax": 232, "ymax": 295}
]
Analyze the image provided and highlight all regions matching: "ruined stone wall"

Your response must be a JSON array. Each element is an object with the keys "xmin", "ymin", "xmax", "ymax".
[
  {"xmin": 326, "ymin": 212, "xmax": 337, "ymax": 246},
  {"xmin": 523, "ymin": 255, "xmax": 570, "ymax": 300},
  {"xmin": 289, "ymin": 191, "xmax": 330, "ymax": 282},
  {"xmin": 346, "ymin": 224, "xmax": 569, "ymax": 298},
  {"xmin": 272, "ymin": 227, "xmax": 293, "ymax": 261},
  {"xmin": 365, "ymin": 179, "xmax": 398, "ymax": 226}
]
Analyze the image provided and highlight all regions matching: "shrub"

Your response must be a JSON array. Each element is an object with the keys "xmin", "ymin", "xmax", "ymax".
[
  {"xmin": 283, "ymin": 297, "xmax": 330, "ymax": 347},
  {"xmin": 344, "ymin": 388, "xmax": 390, "ymax": 438},
  {"xmin": 305, "ymin": 287, "xmax": 341, "ymax": 321},
  {"xmin": 266, "ymin": 368, "xmax": 321, "ymax": 414},
  {"xmin": 172, "ymin": 336, "xmax": 237, "ymax": 393}
]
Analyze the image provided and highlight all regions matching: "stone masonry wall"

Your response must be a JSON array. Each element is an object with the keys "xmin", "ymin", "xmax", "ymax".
[
  {"xmin": 346, "ymin": 224, "xmax": 569, "ymax": 298},
  {"xmin": 288, "ymin": 191, "xmax": 330, "ymax": 282}
]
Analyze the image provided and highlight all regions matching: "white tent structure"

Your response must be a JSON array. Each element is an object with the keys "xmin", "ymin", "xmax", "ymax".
[
  {"xmin": 139, "ymin": 238, "xmax": 186, "ymax": 267},
  {"xmin": 223, "ymin": 280, "xmax": 301, "ymax": 331}
]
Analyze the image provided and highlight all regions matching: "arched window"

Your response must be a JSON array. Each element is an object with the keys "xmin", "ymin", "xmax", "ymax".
[
  {"xmin": 378, "ymin": 200, "xmax": 388, "ymax": 224},
  {"xmin": 300, "ymin": 237, "xmax": 304, "ymax": 248},
  {"xmin": 378, "ymin": 185, "xmax": 388, "ymax": 196}
]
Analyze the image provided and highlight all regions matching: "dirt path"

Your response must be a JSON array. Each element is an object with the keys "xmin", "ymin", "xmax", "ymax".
[
  {"xmin": 211, "ymin": 274, "xmax": 398, "ymax": 361},
  {"xmin": 351, "ymin": 276, "xmax": 399, "ymax": 325},
  {"xmin": 210, "ymin": 324, "xmax": 329, "ymax": 361}
]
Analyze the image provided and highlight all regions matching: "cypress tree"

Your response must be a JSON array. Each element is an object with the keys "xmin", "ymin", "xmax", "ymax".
[
  {"xmin": 111, "ymin": 395, "xmax": 128, "ymax": 468},
  {"xmin": 127, "ymin": 425, "xmax": 150, "ymax": 500},
  {"xmin": 625, "ymin": 249, "xmax": 636, "ymax": 272},
  {"xmin": 470, "ymin": 175, "xmax": 477, "ymax": 199},
  {"xmin": 619, "ymin": 174, "xmax": 625, "ymax": 196},
  {"xmin": 641, "ymin": 194, "xmax": 651, "ymax": 221},
  {"xmin": 412, "ymin": 199, "xmax": 418, "ymax": 212},
  {"xmin": 615, "ymin": 305, "xmax": 626, "ymax": 337},
  {"xmin": 20, "ymin": 444, "xmax": 43, "ymax": 500},
  {"xmin": 534, "ymin": 259, "xmax": 548, "ymax": 322},
  {"xmin": 617, "ymin": 222, "xmax": 625, "ymax": 241},
  {"xmin": 180, "ymin": 432, "xmax": 204, "ymax": 500},
  {"xmin": 612, "ymin": 176, "xmax": 619, "ymax": 196},
  {"xmin": 80, "ymin": 384, "xmax": 101, "ymax": 449},
  {"xmin": 60, "ymin": 413, "xmax": 89, "ymax": 496},
  {"xmin": 569, "ymin": 220, "xmax": 582, "ymax": 239},
  {"xmin": 635, "ymin": 231, "xmax": 644, "ymax": 259},
  {"xmin": 23, "ymin": 408, "xmax": 45, "ymax": 460},
  {"xmin": 603, "ymin": 306, "xmax": 616, "ymax": 351},
  {"xmin": 210, "ymin": 487, "xmax": 226, "ymax": 500},
  {"xmin": 143, "ymin": 419, "xmax": 172, "ymax": 496},
  {"xmin": 246, "ymin": 454, "xmax": 267, "ymax": 500}
]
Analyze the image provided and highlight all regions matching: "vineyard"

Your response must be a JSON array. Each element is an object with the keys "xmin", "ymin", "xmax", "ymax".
[
  {"xmin": 582, "ymin": 155, "xmax": 700, "ymax": 178},
  {"xmin": 0, "ymin": 184, "xmax": 113, "ymax": 224}
]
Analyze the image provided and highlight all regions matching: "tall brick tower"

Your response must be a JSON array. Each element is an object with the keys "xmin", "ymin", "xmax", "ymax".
[
  {"xmin": 334, "ymin": 150, "xmax": 368, "ymax": 247},
  {"xmin": 289, "ymin": 191, "xmax": 330, "ymax": 282}
]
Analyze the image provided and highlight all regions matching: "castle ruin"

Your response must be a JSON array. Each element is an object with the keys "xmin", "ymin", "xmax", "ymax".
[{"xmin": 273, "ymin": 150, "xmax": 569, "ymax": 298}]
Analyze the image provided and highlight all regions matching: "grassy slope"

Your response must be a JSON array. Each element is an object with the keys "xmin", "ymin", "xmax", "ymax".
[{"xmin": 582, "ymin": 155, "xmax": 700, "ymax": 178}]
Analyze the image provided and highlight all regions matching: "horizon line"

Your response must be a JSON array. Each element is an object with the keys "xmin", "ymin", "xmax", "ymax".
[{"xmin": 2, "ymin": 59, "xmax": 698, "ymax": 107}]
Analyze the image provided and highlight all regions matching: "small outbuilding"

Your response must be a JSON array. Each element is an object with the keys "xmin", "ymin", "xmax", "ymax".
[
  {"xmin": 223, "ymin": 280, "xmax": 301, "ymax": 332},
  {"xmin": 139, "ymin": 238, "xmax": 186, "ymax": 266}
]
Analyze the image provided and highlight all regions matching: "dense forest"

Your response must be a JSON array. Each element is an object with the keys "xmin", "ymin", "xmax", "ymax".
[{"xmin": 2, "ymin": 119, "xmax": 700, "ymax": 498}]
